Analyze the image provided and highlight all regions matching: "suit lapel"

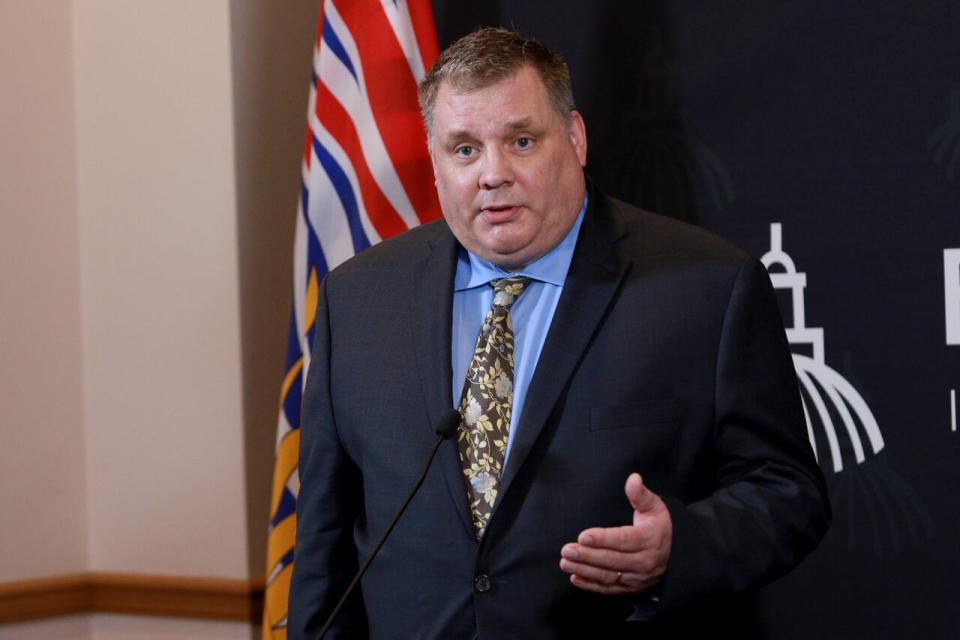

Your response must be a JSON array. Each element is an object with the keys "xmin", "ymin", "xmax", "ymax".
[
  {"xmin": 409, "ymin": 223, "xmax": 475, "ymax": 537},
  {"xmin": 412, "ymin": 194, "xmax": 631, "ymax": 538},
  {"xmin": 497, "ymin": 194, "xmax": 631, "ymax": 501}
]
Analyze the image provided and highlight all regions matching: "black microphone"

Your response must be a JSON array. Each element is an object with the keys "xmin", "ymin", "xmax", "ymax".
[
  {"xmin": 317, "ymin": 409, "xmax": 462, "ymax": 639},
  {"xmin": 432, "ymin": 409, "xmax": 462, "ymax": 440}
]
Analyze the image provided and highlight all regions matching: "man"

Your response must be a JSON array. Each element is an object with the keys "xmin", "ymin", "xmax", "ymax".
[{"xmin": 290, "ymin": 27, "xmax": 829, "ymax": 639}]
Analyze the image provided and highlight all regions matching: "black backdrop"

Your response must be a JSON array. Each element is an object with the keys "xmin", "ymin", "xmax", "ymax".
[{"xmin": 432, "ymin": 2, "xmax": 959, "ymax": 637}]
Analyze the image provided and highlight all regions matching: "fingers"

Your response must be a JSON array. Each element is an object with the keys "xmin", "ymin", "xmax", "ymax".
[
  {"xmin": 561, "ymin": 538, "xmax": 632, "ymax": 572},
  {"xmin": 577, "ymin": 524, "xmax": 647, "ymax": 552},
  {"xmin": 568, "ymin": 572, "xmax": 634, "ymax": 595},
  {"xmin": 559, "ymin": 545, "xmax": 662, "ymax": 595},
  {"xmin": 561, "ymin": 538, "xmax": 662, "ymax": 577},
  {"xmin": 559, "ymin": 473, "xmax": 672, "ymax": 596},
  {"xmin": 559, "ymin": 547, "xmax": 635, "ymax": 595},
  {"xmin": 559, "ymin": 550, "xmax": 621, "ymax": 585},
  {"xmin": 625, "ymin": 472, "xmax": 659, "ymax": 514},
  {"xmin": 568, "ymin": 572, "xmax": 658, "ymax": 595},
  {"xmin": 559, "ymin": 524, "xmax": 660, "ymax": 593}
]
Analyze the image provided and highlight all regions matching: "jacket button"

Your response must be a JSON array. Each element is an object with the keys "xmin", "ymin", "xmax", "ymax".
[{"xmin": 474, "ymin": 574, "xmax": 492, "ymax": 593}]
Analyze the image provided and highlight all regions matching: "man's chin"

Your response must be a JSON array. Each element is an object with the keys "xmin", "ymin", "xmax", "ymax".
[{"xmin": 485, "ymin": 244, "xmax": 540, "ymax": 271}]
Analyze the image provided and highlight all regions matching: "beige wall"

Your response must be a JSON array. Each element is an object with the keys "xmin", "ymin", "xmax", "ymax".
[
  {"xmin": 228, "ymin": 0, "xmax": 316, "ymax": 576},
  {"xmin": 0, "ymin": 616, "xmax": 90, "ymax": 640},
  {"xmin": 1, "ymin": 0, "xmax": 316, "ymax": 636},
  {"xmin": 88, "ymin": 615, "xmax": 251, "ymax": 640},
  {"xmin": 74, "ymin": 0, "xmax": 249, "ymax": 577},
  {"xmin": 0, "ymin": 615, "xmax": 249, "ymax": 640},
  {"xmin": 0, "ymin": 0, "xmax": 88, "ymax": 581}
]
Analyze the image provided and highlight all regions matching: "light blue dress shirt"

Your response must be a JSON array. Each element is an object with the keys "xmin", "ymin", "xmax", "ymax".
[{"xmin": 451, "ymin": 195, "xmax": 588, "ymax": 468}]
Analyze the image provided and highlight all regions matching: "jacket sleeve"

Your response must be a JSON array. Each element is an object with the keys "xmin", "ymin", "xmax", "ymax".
[
  {"xmin": 657, "ymin": 256, "xmax": 831, "ymax": 613},
  {"xmin": 288, "ymin": 275, "xmax": 368, "ymax": 639}
]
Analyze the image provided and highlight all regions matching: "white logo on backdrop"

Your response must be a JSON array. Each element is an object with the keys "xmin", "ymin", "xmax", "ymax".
[
  {"xmin": 950, "ymin": 389, "xmax": 957, "ymax": 433},
  {"xmin": 761, "ymin": 224, "xmax": 885, "ymax": 473},
  {"xmin": 945, "ymin": 249, "xmax": 958, "ymax": 433},
  {"xmin": 945, "ymin": 249, "xmax": 960, "ymax": 346}
]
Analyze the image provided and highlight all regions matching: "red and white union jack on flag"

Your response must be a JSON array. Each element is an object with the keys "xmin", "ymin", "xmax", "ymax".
[{"xmin": 263, "ymin": 1, "xmax": 440, "ymax": 636}]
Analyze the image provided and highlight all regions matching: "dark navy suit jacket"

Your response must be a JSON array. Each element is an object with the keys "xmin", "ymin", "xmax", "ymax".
[{"xmin": 288, "ymin": 190, "xmax": 830, "ymax": 639}]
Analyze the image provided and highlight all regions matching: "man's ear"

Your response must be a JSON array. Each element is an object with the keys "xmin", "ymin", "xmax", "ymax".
[
  {"xmin": 568, "ymin": 110, "xmax": 588, "ymax": 167},
  {"xmin": 427, "ymin": 140, "xmax": 439, "ymax": 182}
]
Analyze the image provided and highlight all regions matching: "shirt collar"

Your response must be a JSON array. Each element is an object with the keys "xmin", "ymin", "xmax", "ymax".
[{"xmin": 454, "ymin": 193, "xmax": 589, "ymax": 292}]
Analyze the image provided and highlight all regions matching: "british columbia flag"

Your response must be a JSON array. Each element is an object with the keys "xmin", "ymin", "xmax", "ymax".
[{"xmin": 262, "ymin": 2, "xmax": 439, "ymax": 636}]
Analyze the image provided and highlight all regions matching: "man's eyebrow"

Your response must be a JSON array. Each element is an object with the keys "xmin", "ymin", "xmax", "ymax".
[
  {"xmin": 505, "ymin": 118, "xmax": 534, "ymax": 132},
  {"xmin": 439, "ymin": 118, "xmax": 533, "ymax": 146},
  {"xmin": 442, "ymin": 119, "xmax": 537, "ymax": 144},
  {"xmin": 443, "ymin": 129, "xmax": 473, "ymax": 143}
]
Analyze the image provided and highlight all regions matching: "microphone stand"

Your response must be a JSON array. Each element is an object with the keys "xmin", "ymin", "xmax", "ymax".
[{"xmin": 317, "ymin": 410, "xmax": 461, "ymax": 639}]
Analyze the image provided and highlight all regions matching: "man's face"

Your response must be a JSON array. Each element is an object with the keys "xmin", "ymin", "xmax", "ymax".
[{"xmin": 429, "ymin": 65, "xmax": 588, "ymax": 270}]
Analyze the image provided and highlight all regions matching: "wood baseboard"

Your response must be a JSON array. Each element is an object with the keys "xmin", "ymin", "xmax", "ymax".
[{"xmin": 0, "ymin": 573, "xmax": 265, "ymax": 625}]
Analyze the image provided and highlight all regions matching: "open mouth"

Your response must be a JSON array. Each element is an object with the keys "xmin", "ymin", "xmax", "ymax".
[{"xmin": 480, "ymin": 205, "xmax": 519, "ymax": 223}]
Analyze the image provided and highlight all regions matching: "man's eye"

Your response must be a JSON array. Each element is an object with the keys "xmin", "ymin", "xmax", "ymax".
[
  {"xmin": 455, "ymin": 146, "xmax": 475, "ymax": 158},
  {"xmin": 515, "ymin": 137, "xmax": 533, "ymax": 149}
]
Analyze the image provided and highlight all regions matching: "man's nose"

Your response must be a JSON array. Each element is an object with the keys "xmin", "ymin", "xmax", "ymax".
[{"xmin": 479, "ymin": 146, "xmax": 513, "ymax": 189}]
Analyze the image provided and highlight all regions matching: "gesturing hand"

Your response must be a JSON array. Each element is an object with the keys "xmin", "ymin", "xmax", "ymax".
[{"xmin": 559, "ymin": 473, "xmax": 672, "ymax": 594}]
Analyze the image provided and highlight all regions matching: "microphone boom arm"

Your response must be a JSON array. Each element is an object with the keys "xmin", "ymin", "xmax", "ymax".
[{"xmin": 316, "ymin": 410, "xmax": 461, "ymax": 639}]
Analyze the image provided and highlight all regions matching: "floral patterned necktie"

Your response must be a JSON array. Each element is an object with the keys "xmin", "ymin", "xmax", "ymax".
[{"xmin": 457, "ymin": 276, "xmax": 532, "ymax": 540}]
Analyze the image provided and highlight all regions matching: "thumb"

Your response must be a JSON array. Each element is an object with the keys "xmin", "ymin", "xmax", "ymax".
[{"xmin": 625, "ymin": 472, "xmax": 659, "ymax": 514}]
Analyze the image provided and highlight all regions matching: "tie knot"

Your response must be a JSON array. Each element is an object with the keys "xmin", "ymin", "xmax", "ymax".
[{"xmin": 490, "ymin": 276, "xmax": 531, "ymax": 308}]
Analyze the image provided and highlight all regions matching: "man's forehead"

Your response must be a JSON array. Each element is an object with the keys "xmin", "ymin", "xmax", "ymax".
[
  {"xmin": 442, "ymin": 63, "xmax": 540, "ymax": 97},
  {"xmin": 433, "ymin": 69, "xmax": 553, "ymax": 136}
]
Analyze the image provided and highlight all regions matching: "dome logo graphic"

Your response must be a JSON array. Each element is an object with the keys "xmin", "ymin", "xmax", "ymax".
[
  {"xmin": 760, "ymin": 226, "xmax": 937, "ymax": 553},
  {"xmin": 761, "ymin": 224, "xmax": 885, "ymax": 473}
]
